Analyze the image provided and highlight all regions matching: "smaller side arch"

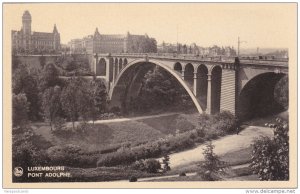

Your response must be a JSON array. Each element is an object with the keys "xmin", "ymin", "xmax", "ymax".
[
  {"xmin": 114, "ymin": 58, "xmax": 119, "ymax": 76},
  {"xmin": 173, "ymin": 62, "xmax": 182, "ymax": 73},
  {"xmin": 184, "ymin": 63, "xmax": 194, "ymax": 87},
  {"xmin": 208, "ymin": 64, "xmax": 222, "ymax": 74},
  {"xmin": 96, "ymin": 58, "xmax": 106, "ymax": 76},
  {"xmin": 119, "ymin": 58, "xmax": 123, "ymax": 72},
  {"xmin": 123, "ymin": 58, "xmax": 128, "ymax": 66},
  {"xmin": 196, "ymin": 64, "xmax": 209, "ymax": 110},
  {"xmin": 109, "ymin": 58, "xmax": 114, "ymax": 82},
  {"xmin": 210, "ymin": 65, "xmax": 222, "ymax": 114}
]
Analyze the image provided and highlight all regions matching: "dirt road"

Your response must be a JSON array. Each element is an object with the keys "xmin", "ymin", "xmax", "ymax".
[
  {"xmin": 114, "ymin": 125, "xmax": 273, "ymax": 182},
  {"xmin": 165, "ymin": 125, "xmax": 273, "ymax": 169}
]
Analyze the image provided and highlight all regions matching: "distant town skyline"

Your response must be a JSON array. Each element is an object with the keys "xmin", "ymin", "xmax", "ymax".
[{"xmin": 5, "ymin": 3, "xmax": 296, "ymax": 49}]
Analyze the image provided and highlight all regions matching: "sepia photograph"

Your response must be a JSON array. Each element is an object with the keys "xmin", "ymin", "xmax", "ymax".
[{"xmin": 2, "ymin": 2, "xmax": 297, "ymax": 189}]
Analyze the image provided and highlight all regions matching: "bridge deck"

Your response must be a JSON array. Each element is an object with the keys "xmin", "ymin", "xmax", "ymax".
[{"xmin": 96, "ymin": 53, "xmax": 288, "ymax": 68}]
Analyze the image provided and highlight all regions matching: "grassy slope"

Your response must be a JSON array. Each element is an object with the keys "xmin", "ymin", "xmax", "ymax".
[
  {"xmin": 31, "ymin": 113, "xmax": 199, "ymax": 152},
  {"xmin": 30, "ymin": 112, "xmax": 274, "ymax": 182}
]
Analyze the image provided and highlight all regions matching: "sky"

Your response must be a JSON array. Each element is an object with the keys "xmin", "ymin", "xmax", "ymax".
[{"xmin": 4, "ymin": 3, "xmax": 297, "ymax": 49}]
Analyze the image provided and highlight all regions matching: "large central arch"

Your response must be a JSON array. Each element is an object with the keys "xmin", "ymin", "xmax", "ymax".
[
  {"xmin": 237, "ymin": 72, "xmax": 286, "ymax": 121},
  {"xmin": 109, "ymin": 59, "xmax": 203, "ymax": 114}
]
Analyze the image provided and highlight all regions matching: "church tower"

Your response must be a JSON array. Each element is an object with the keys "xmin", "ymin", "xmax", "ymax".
[
  {"xmin": 93, "ymin": 27, "xmax": 101, "ymax": 53},
  {"xmin": 53, "ymin": 24, "xmax": 61, "ymax": 51},
  {"xmin": 22, "ymin": 10, "xmax": 32, "ymax": 51}
]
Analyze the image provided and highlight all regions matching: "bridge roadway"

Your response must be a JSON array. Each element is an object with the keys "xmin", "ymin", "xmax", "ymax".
[{"xmin": 91, "ymin": 53, "xmax": 288, "ymax": 118}]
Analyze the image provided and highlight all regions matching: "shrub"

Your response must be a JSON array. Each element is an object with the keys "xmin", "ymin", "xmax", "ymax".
[
  {"xmin": 131, "ymin": 160, "xmax": 146, "ymax": 171},
  {"xmin": 47, "ymin": 144, "xmax": 97, "ymax": 168},
  {"xmin": 65, "ymin": 61, "xmax": 78, "ymax": 71},
  {"xmin": 198, "ymin": 111, "xmax": 236, "ymax": 137},
  {"xmin": 179, "ymin": 172, "xmax": 186, "ymax": 176},
  {"xmin": 97, "ymin": 112, "xmax": 236, "ymax": 168},
  {"xmin": 97, "ymin": 149, "xmax": 136, "ymax": 167},
  {"xmin": 53, "ymin": 117, "xmax": 66, "ymax": 131},
  {"xmin": 250, "ymin": 119, "xmax": 289, "ymax": 180},
  {"xmin": 198, "ymin": 113, "xmax": 211, "ymax": 129},
  {"xmin": 97, "ymin": 132, "xmax": 195, "ymax": 167},
  {"xmin": 143, "ymin": 159, "xmax": 161, "ymax": 173},
  {"xmin": 130, "ymin": 159, "xmax": 161, "ymax": 173},
  {"xmin": 12, "ymin": 93, "xmax": 29, "ymax": 127},
  {"xmin": 110, "ymin": 107, "xmax": 121, "ymax": 115},
  {"xmin": 204, "ymin": 130, "xmax": 219, "ymax": 140},
  {"xmin": 76, "ymin": 121, "xmax": 91, "ymax": 133},
  {"xmin": 196, "ymin": 128, "xmax": 206, "ymax": 138},
  {"xmin": 99, "ymin": 145, "xmax": 121, "ymax": 154},
  {"xmin": 99, "ymin": 112, "xmax": 119, "ymax": 120},
  {"xmin": 129, "ymin": 176, "xmax": 138, "ymax": 182},
  {"xmin": 213, "ymin": 111, "xmax": 236, "ymax": 134}
]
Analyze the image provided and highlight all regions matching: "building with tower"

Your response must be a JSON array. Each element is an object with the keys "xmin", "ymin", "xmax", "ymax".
[
  {"xmin": 12, "ymin": 10, "xmax": 61, "ymax": 54},
  {"xmin": 68, "ymin": 28, "xmax": 157, "ymax": 54}
]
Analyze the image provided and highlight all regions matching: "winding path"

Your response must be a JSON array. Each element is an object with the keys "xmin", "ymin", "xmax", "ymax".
[{"xmin": 166, "ymin": 126, "xmax": 273, "ymax": 169}]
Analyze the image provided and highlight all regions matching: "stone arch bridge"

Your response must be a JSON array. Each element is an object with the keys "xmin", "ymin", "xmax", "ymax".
[{"xmin": 92, "ymin": 53, "xmax": 288, "ymax": 120}]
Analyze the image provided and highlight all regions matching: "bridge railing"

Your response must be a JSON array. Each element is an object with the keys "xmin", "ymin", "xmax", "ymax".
[
  {"xmin": 105, "ymin": 52, "xmax": 238, "ymax": 62},
  {"xmin": 239, "ymin": 59, "xmax": 288, "ymax": 67},
  {"xmin": 95, "ymin": 52, "xmax": 289, "ymax": 66}
]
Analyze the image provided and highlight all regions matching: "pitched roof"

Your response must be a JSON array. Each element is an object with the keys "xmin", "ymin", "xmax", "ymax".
[{"xmin": 32, "ymin": 32, "xmax": 53, "ymax": 36}]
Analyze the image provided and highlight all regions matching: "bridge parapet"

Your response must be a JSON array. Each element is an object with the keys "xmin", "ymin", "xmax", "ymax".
[
  {"xmin": 97, "ymin": 53, "xmax": 288, "ymax": 70},
  {"xmin": 240, "ymin": 59, "xmax": 288, "ymax": 67},
  {"xmin": 91, "ymin": 53, "xmax": 289, "ymax": 116},
  {"xmin": 104, "ymin": 53, "xmax": 237, "ymax": 63}
]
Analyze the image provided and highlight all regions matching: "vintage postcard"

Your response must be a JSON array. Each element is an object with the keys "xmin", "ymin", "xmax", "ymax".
[{"xmin": 2, "ymin": 2, "xmax": 297, "ymax": 189}]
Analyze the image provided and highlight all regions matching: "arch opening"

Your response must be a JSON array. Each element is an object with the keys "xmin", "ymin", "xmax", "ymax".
[
  {"xmin": 114, "ymin": 58, "xmax": 119, "ymax": 76},
  {"xmin": 237, "ymin": 72, "xmax": 286, "ymax": 121},
  {"xmin": 118, "ymin": 58, "xmax": 123, "ymax": 73},
  {"xmin": 96, "ymin": 58, "xmax": 106, "ymax": 76},
  {"xmin": 196, "ymin": 64, "xmax": 208, "ymax": 110},
  {"xmin": 110, "ymin": 60, "xmax": 202, "ymax": 114},
  {"xmin": 211, "ymin": 66, "xmax": 222, "ymax": 114},
  {"xmin": 184, "ymin": 63, "xmax": 194, "ymax": 87},
  {"xmin": 174, "ymin": 62, "xmax": 182, "ymax": 73},
  {"xmin": 123, "ymin": 58, "xmax": 128, "ymax": 66},
  {"xmin": 109, "ymin": 58, "xmax": 114, "ymax": 82}
]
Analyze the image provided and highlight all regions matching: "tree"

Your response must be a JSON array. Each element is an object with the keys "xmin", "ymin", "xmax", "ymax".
[
  {"xmin": 199, "ymin": 141, "xmax": 225, "ymax": 181},
  {"xmin": 12, "ymin": 125, "xmax": 48, "ymax": 182},
  {"xmin": 250, "ymin": 118, "xmax": 289, "ymax": 180},
  {"xmin": 128, "ymin": 66, "xmax": 192, "ymax": 112},
  {"xmin": 42, "ymin": 86, "xmax": 62, "ymax": 130},
  {"xmin": 189, "ymin": 45, "xmax": 192, "ymax": 54},
  {"xmin": 13, "ymin": 64, "xmax": 40, "ymax": 120},
  {"xmin": 39, "ymin": 63, "xmax": 61, "ymax": 92},
  {"xmin": 274, "ymin": 75, "xmax": 288, "ymax": 110},
  {"xmin": 182, "ymin": 44, "xmax": 187, "ymax": 54},
  {"xmin": 162, "ymin": 154, "xmax": 171, "ymax": 172},
  {"xmin": 39, "ymin": 55, "xmax": 46, "ymax": 68},
  {"xmin": 127, "ymin": 36, "xmax": 157, "ymax": 53},
  {"xmin": 12, "ymin": 93, "xmax": 30, "ymax": 127},
  {"xmin": 12, "ymin": 55, "xmax": 21, "ymax": 71},
  {"xmin": 177, "ymin": 44, "xmax": 182, "ymax": 54},
  {"xmin": 60, "ymin": 77, "xmax": 92, "ymax": 130},
  {"xmin": 84, "ymin": 79, "xmax": 108, "ymax": 125}
]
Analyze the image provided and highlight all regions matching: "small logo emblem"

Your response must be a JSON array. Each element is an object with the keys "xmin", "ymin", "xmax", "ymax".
[{"xmin": 13, "ymin": 167, "xmax": 23, "ymax": 177}]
